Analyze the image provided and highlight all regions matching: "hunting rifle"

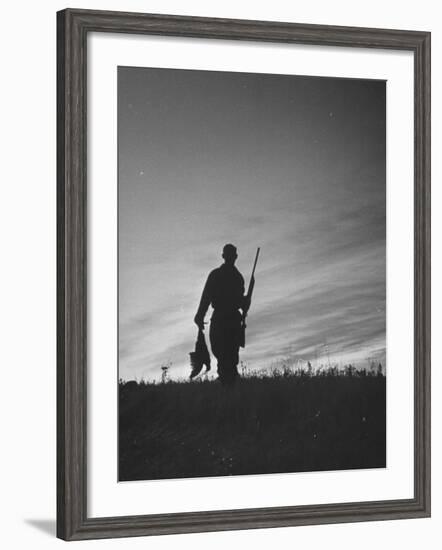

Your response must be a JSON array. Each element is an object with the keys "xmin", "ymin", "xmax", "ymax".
[{"xmin": 240, "ymin": 247, "xmax": 260, "ymax": 348}]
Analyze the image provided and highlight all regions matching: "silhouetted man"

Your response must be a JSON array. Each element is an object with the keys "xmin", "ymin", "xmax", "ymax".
[{"xmin": 194, "ymin": 244, "xmax": 250, "ymax": 386}]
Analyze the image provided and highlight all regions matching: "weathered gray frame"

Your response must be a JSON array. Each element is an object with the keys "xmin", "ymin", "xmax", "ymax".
[{"xmin": 57, "ymin": 8, "xmax": 431, "ymax": 541}]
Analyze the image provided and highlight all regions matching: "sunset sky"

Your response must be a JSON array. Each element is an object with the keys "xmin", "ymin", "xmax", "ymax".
[{"xmin": 118, "ymin": 66, "xmax": 386, "ymax": 382}]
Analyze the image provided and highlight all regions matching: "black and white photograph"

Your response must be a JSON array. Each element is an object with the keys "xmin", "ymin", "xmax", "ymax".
[{"xmin": 118, "ymin": 66, "xmax": 387, "ymax": 482}]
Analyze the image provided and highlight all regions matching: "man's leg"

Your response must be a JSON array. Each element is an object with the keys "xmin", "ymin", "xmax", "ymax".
[
  {"xmin": 218, "ymin": 346, "xmax": 239, "ymax": 386},
  {"xmin": 209, "ymin": 317, "xmax": 224, "ymax": 383},
  {"xmin": 223, "ymin": 362, "xmax": 238, "ymax": 386},
  {"xmin": 210, "ymin": 314, "xmax": 240, "ymax": 386}
]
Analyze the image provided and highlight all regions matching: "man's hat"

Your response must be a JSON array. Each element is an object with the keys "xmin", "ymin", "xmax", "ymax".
[{"xmin": 222, "ymin": 243, "xmax": 237, "ymax": 256}]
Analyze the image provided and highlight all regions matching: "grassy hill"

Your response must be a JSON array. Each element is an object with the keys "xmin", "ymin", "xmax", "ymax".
[{"xmin": 119, "ymin": 371, "xmax": 386, "ymax": 482}]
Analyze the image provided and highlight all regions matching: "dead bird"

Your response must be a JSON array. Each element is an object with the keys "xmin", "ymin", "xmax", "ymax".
[{"xmin": 189, "ymin": 329, "xmax": 211, "ymax": 379}]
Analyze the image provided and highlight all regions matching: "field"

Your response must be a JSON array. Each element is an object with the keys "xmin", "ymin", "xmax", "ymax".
[{"xmin": 119, "ymin": 371, "xmax": 386, "ymax": 482}]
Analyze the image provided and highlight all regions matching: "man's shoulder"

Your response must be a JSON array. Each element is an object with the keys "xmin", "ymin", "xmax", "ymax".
[
  {"xmin": 205, "ymin": 266, "xmax": 222, "ymax": 283},
  {"xmin": 208, "ymin": 266, "xmax": 222, "ymax": 277},
  {"xmin": 208, "ymin": 264, "xmax": 243, "ymax": 278},
  {"xmin": 235, "ymin": 267, "xmax": 244, "ymax": 282},
  {"xmin": 216, "ymin": 265, "xmax": 244, "ymax": 280}
]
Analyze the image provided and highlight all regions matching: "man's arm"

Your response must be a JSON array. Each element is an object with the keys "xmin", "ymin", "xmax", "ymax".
[
  {"xmin": 241, "ymin": 275, "xmax": 254, "ymax": 314},
  {"xmin": 194, "ymin": 273, "xmax": 213, "ymax": 330},
  {"xmin": 237, "ymin": 272, "xmax": 252, "ymax": 314}
]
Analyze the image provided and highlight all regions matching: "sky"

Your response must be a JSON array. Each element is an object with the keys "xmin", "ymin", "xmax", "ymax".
[{"xmin": 118, "ymin": 66, "xmax": 386, "ymax": 382}]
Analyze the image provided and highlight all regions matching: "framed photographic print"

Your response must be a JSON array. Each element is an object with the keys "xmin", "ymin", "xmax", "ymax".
[{"xmin": 57, "ymin": 8, "xmax": 431, "ymax": 541}]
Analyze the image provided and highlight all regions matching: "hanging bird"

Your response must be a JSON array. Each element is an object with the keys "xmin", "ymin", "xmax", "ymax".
[{"xmin": 189, "ymin": 329, "xmax": 211, "ymax": 379}]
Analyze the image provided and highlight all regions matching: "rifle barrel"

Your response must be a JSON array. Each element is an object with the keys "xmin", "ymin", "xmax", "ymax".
[
  {"xmin": 251, "ymin": 247, "xmax": 260, "ymax": 278},
  {"xmin": 247, "ymin": 247, "xmax": 260, "ymax": 296}
]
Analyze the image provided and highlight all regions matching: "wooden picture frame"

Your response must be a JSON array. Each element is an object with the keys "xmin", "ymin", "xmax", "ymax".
[{"xmin": 57, "ymin": 8, "xmax": 431, "ymax": 541}]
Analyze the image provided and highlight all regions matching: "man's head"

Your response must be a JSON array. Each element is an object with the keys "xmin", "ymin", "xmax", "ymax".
[{"xmin": 222, "ymin": 243, "xmax": 238, "ymax": 266}]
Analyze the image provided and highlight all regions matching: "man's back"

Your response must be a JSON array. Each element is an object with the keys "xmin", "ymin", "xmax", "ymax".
[{"xmin": 205, "ymin": 264, "xmax": 245, "ymax": 314}]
